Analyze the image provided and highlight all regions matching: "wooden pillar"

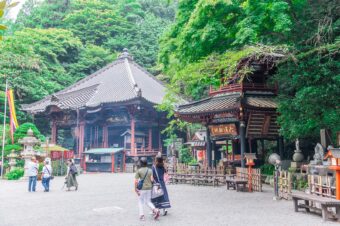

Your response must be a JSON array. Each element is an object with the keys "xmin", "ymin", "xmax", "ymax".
[
  {"xmin": 148, "ymin": 127, "xmax": 152, "ymax": 152},
  {"xmin": 212, "ymin": 140, "xmax": 216, "ymax": 167},
  {"xmin": 278, "ymin": 136, "xmax": 284, "ymax": 159},
  {"xmin": 248, "ymin": 138, "xmax": 252, "ymax": 153},
  {"xmin": 158, "ymin": 127, "xmax": 162, "ymax": 153},
  {"xmin": 51, "ymin": 121, "xmax": 57, "ymax": 144},
  {"xmin": 111, "ymin": 154, "xmax": 115, "ymax": 173},
  {"xmin": 131, "ymin": 116, "xmax": 136, "ymax": 155},
  {"xmin": 78, "ymin": 121, "xmax": 85, "ymax": 157},
  {"xmin": 102, "ymin": 125, "xmax": 108, "ymax": 148},
  {"xmin": 206, "ymin": 125, "xmax": 212, "ymax": 167},
  {"xmin": 123, "ymin": 151, "xmax": 126, "ymax": 172},
  {"xmin": 240, "ymin": 121, "xmax": 246, "ymax": 168},
  {"xmin": 232, "ymin": 140, "xmax": 236, "ymax": 161},
  {"xmin": 83, "ymin": 154, "xmax": 87, "ymax": 173}
]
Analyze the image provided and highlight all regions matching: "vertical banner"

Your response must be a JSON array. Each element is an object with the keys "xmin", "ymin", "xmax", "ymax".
[{"xmin": 7, "ymin": 89, "xmax": 19, "ymax": 144}]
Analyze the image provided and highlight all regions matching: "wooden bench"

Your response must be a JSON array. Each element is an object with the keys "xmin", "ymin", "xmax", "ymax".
[
  {"xmin": 225, "ymin": 176, "xmax": 248, "ymax": 192},
  {"xmin": 292, "ymin": 191, "xmax": 340, "ymax": 222}
]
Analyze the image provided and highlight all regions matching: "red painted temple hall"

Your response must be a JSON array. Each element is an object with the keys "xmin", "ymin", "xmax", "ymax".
[
  {"xmin": 175, "ymin": 52, "xmax": 285, "ymax": 168},
  {"xmin": 22, "ymin": 49, "xmax": 168, "ymax": 172}
]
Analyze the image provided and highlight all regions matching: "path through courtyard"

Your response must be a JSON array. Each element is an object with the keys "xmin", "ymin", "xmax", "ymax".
[{"xmin": 0, "ymin": 173, "xmax": 336, "ymax": 226}]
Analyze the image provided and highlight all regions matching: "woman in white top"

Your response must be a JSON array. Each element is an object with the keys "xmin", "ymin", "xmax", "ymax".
[{"xmin": 41, "ymin": 160, "xmax": 52, "ymax": 192}]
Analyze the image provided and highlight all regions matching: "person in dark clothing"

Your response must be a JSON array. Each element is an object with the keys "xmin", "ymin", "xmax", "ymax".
[{"xmin": 151, "ymin": 156, "xmax": 171, "ymax": 216}]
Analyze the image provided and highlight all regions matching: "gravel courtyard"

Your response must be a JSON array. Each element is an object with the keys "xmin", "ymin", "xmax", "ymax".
[{"xmin": 0, "ymin": 173, "xmax": 336, "ymax": 226}]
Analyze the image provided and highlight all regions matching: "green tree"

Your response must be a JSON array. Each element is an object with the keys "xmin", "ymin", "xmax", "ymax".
[
  {"xmin": 274, "ymin": 42, "xmax": 340, "ymax": 141},
  {"xmin": 13, "ymin": 122, "xmax": 45, "ymax": 143}
]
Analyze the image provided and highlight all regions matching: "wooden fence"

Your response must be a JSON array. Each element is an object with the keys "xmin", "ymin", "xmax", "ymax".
[
  {"xmin": 275, "ymin": 171, "xmax": 336, "ymax": 200},
  {"xmin": 170, "ymin": 163, "xmax": 226, "ymax": 175},
  {"xmin": 236, "ymin": 167, "xmax": 262, "ymax": 192},
  {"xmin": 308, "ymin": 174, "xmax": 336, "ymax": 199},
  {"xmin": 278, "ymin": 170, "xmax": 292, "ymax": 200}
]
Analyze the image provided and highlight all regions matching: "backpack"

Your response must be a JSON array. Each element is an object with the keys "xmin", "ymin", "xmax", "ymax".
[{"xmin": 70, "ymin": 165, "xmax": 78, "ymax": 175}]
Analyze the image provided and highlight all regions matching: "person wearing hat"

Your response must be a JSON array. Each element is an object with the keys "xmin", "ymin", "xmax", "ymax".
[
  {"xmin": 41, "ymin": 160, "xmax": 52, "ymax": 192},
  {"xmin": 27, "ymin": 156, "xmax": 38, "ymax": 192},
  {"xmin": 134, "ymin": 157, "xmax": 160, "ymax": 221}
]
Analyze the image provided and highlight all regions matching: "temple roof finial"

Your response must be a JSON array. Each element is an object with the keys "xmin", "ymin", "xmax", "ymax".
[{"xmin": 118, "ymin": 48, "xmax": 133, "ymax": 60}]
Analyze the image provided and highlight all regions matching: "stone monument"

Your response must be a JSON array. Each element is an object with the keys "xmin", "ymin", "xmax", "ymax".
[
  {"xmin": 291, "ymin": 138, "xmax": 304, "ymax": 168},
  {"xmin": 19, "ymin": 128, "xmax": 41, "ymax": 180},
  {"xmin": 8, "ymin": 150, "xmax": 18, "ymax": 171}
]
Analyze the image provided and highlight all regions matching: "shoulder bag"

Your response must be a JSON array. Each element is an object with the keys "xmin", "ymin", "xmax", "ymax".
[
  {"xmin": 45, "ymin": 166, "xmax": 54, "ymax": 180},
  {"xmin": 137, "ymin": 168, "xmax": 149, "ymax": 190},
  {"xmin": 151, "ymin": 166, "xmax": 164, "ymax": 199}
]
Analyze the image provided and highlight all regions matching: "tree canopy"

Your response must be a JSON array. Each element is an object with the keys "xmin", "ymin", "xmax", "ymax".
[
  {"xmin": 158, "ymin": 0, "xmax": 339, "ymax": 142},
  {"xmin": 0, "ymin": 0, "xmax": 338, "ymax": 146}
]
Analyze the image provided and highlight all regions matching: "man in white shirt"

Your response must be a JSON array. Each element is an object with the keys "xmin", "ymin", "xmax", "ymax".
[
  {"xmin": 41, "ymin": 160, "xmax": 52, "ymax": 192},
  {"xmin": 27, "ymin": 157, "xmax": 38, "ymax": 192}
]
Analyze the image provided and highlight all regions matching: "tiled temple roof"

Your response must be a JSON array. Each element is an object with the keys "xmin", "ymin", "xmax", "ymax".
[
  {"xmin": 176, "ymin": 93, "xmax": 241, "ymax": 115},
  {"xmin": 22, "ymin": 49, "xmax": 166, "ymax": 113},
  {"xmin": 176, "ymin": 92, "xmax": 277, "ymax": 116}
]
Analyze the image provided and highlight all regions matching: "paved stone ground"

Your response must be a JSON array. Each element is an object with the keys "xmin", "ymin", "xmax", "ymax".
[{"xmin": 0, "ymin": 173, "xmax": 337, "ymax": 226}]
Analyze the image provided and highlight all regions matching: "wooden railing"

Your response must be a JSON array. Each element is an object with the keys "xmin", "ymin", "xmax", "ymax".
[
  {"xmin": 278, "ymin": 170, "xmax": 292, "ymax": 200},
  {"xmin": 236, "ymin": 167, "xmax": 262, "ymax": 192},
  {"xmin": 308, "ymin": 174, "xmax": 336, "ymax": 199},
  {"xmin": 126, "ymin": 148, "xmax": 160, "ymax": 156},
  {"xmin": 209, "ymin": 83, "xmax": 278, "ymax": 96}
]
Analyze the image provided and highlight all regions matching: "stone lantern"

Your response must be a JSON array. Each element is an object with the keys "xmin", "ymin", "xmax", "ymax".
[
  {"xmin": 19, "ymin": 128, "xmax": 41, "ymax": 180},
  {"xmin": 8, "ymin": 150, "xmax": 18, "ymax": 171}
]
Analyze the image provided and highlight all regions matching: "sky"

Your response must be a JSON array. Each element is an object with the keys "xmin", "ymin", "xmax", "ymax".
[{"xmin": 6, "ymin": 0, "xmax": 27, "ymax": 20}]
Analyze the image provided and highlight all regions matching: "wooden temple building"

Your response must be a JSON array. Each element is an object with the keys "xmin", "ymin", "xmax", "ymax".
[
  {"xmin": 175, "ymin": 53, "xmax": 284, "ymax": 168},
  {"xmin": 22, "ymin": 49, "xmax": 168, "ymax": 171}
]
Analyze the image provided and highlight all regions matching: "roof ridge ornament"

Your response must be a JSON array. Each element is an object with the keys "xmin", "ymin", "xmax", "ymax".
[
  {"xmin": 118, "ymin": 48, "xmax": 133, "ymax": 60},
  {"xmin": 51, "ymin": 94, "xmax": 59, "ymax": 102}
]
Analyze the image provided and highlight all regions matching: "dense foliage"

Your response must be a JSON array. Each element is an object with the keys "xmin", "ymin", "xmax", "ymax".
[
  {"xmin": 15, "ymin": 0, "xmax": 176, "ymax": 71},
  {"xmin": 5, "ymin": 167, "xmax": 24, "ymax": 180},
  {"xmin": 159, "ymin": 0, "xmax": 339, "ymax": 143},
  {"xmin": 0, "ymin": 0, "xmax": 176, "ymax": 125},
  {"xmin": 275, "ymin": 43, "xmax": 340, "ymax": 140},
  {"xmin": 0, "ymin": 0, "xmax": 338, "ymax": 151}
]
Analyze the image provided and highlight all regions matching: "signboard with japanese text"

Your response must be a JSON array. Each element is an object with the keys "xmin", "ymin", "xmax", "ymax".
[
  {"xmin": 209, "ymin": 124, "xmax": 238, "ymax": 137},
  {"xmin": 50, "ymin": 150, "xmax": 74, "ymax": 160},
  {"xmin": 197, "ymin": 150, "xmax": 205, "ymax": 161}
]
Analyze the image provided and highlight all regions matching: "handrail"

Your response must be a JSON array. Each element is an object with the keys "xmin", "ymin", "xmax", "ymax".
[{"xmin": 209, "ymin": 83, "xmax": 277, "ymax": 95}]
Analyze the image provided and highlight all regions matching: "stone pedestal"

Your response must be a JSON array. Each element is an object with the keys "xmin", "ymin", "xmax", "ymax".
[
  {"xmin": 8, "ymin": 150, "xmax": 18, "ymax": 172},
  {"xmin": 290, "ymin": 161, "xmax": 303, "ymax": 168},
  {"xmin": 19, "ymin": 128, "xmax": 41, "ymax": 180}
]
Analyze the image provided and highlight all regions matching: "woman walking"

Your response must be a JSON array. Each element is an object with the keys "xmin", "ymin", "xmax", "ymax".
[
  {"xmin": 134, "ymin": 157, "xmax": 160, "ymax": 221},
  {"xmin": 65, "ymin": 159, "xmax": 78, "ymax": 191},
  {"xmin": 152, "ymin": 156, "xmax": 171, "ymax": 216}
]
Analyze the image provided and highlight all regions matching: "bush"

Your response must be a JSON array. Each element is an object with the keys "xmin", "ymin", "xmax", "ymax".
[
  {"xmin": 188, "ymin": 159, "xmax": 198, "ymax": 165},
  {"xmin": 179, "ymin": 147, "xmax": 193, "ymax": 164},
  {"xmin": 260, "ymin": 164, "xmax": 275, "ymax": 175},
  {"xmin": 5, "ymin": 168, "xmax": 24, "ymax": 180}
]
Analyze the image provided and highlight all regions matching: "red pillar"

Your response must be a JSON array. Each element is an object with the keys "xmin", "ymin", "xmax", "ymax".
[
  {"xmin": 78, "ymin": 121, "xmax": 85, "ymax": 157},
  {"xmin": 51, "ymin": 121, "xmax": 57, "ymax": 144},
  {"xmin": 102, "ymin": 125, "xmax": 108, "ymax": 148},
  {"xmin": 111, "ymin": 154, "xmax": 115, "ymax": 173},
  {"xmin": 131, "ymin": 116, "xmax": 136, "ymax": 155},
  {"xmin": 148, "ymin": 127, "xmax": 152, "ymax": 152}
]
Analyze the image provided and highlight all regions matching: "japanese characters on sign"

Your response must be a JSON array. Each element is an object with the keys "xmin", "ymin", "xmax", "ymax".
[
  {"xmin": 209, "ymin": 124, "xmax": 238, "ymax": 136},
  {"xmin": 50, "ymin": 150, "xmax": 74, "ymax": 160}
]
